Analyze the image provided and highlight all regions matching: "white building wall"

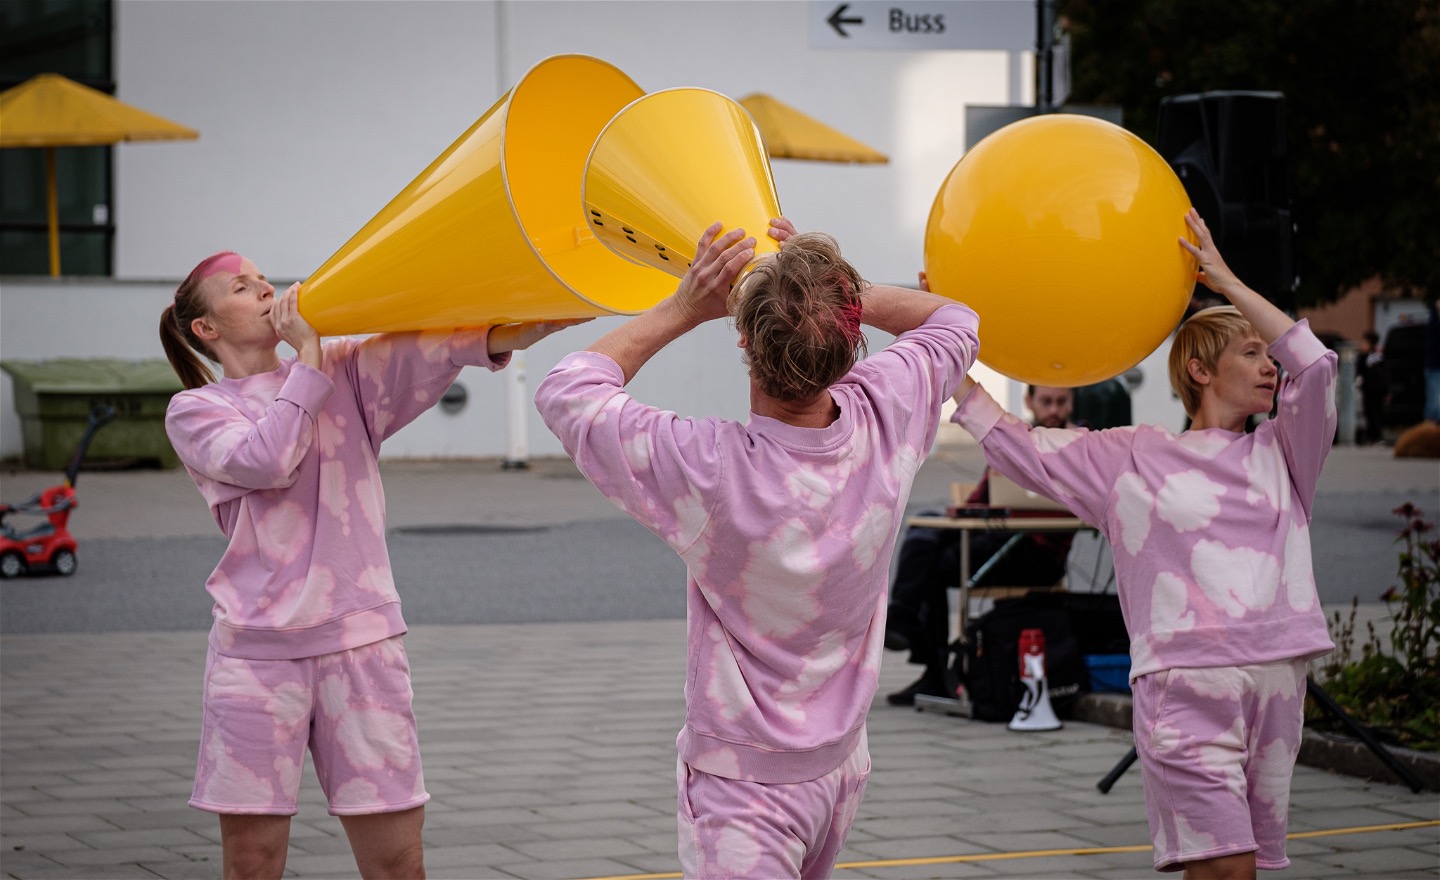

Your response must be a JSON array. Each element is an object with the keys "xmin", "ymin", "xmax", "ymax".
[{"xmin": 6, "ymin": 0, "xmax": 1101, "ymax": 462}]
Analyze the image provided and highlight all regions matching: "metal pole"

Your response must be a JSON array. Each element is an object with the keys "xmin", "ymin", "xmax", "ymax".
[
  {"xmin": 494, "ymin": 0, "xmax": 530, "ymax": 470},
  {"xmin": 1336, "ymin": 344, "xmax": 1357, "ymax": 447},
  {"xmin": 1036, "ymin": 0, "xmax": 1055, "ymax": 113},
  {"xmin": 1306, "ymin": 677, "xmax": 1425, "ymax": 793},
  {"xmin": 502, "ymin": 353, "xmax": 529, "ymax": 470},
  {"xmin": 46, "ymin": 147, "xmax": 61, "ymax": 276},
  {"xmin": 1097, "ymin": 746, "xmax": 1138, "ymax": 793}
]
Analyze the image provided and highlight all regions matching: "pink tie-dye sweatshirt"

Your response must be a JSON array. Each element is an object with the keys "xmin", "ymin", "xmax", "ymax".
[
  {"xmin": 166, "ymin": 330, "xmax": 508, "ymax": 661},
  {"xmin": 537, "ymin": 304, "xmax": 980, "ymax": 783},
  {"xmin": 953, "ymin": 320, "xmax": 1337, "ymax": 679}
]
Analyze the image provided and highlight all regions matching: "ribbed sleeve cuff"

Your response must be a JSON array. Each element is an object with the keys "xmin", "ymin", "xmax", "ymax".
[
  {"xmin": 1269, "ymin": 319, "xmax": 1329, "ymax": 374},
  {"xmin": 558, "ymin": 350, "xmax": 625, "ymax": 382},
  {"xmin": 446, "ymin": 327, "xmax": 512, "ymax": 371},
  {"xmin": 950, "ymin": 383, "xmax": 1007, "ymax": 441},
  {"xmin": 276, "ymin": 362, "xmax": 334, "ymax": 415}
]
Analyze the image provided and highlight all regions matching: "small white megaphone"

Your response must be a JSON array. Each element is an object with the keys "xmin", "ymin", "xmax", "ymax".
[{"xmin": 1009, "ymin": 627, "xmax": 1062, "ymax": 732}]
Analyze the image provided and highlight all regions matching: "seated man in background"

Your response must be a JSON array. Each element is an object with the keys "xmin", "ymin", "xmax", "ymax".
[{"xmin": 884, "ymin": 383, "xmax": 1081, "ymax": 705}]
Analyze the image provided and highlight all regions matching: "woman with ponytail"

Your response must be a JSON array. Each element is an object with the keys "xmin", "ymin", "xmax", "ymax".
[{"xmin": 161, "ymin": 251, "xmax": 582, "ymax": 878}]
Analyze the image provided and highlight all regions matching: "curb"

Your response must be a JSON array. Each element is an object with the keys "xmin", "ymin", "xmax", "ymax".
[
  {"xmin": 1297, "ymin": 729, "xmax": 1440, "ymax": 792},
  {"xmin": 1072, "ymin": 692, "xmax": 1440, "ymax": 792}
]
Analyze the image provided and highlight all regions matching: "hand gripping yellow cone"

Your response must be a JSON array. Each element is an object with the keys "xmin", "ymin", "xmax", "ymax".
[
  {"xmin": 299, "ymin": 55, "xmax": 678, "ymax": 335},
  {"xmin": 583, "ymin": 88, "xmax": 782, "ymax": 281}
]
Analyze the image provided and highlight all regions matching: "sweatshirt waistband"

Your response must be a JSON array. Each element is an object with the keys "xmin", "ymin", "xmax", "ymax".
[{"xmin": 209, "ymin": 603, "xmax": 407, "ymax": 661}]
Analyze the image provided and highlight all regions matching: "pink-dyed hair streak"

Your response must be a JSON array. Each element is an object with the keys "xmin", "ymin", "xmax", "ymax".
[{"xmin": 179, "ymin": 251, "xmax": 244, "ymax": 294}]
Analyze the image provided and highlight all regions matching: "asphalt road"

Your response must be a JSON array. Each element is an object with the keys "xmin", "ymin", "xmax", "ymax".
[
  {"xmin": 0, "ymin": 517, "xmax": 687, "ymax": 634},
  {"xmin": 1, "ymin": 474, "xmax": 1431, "ymax": 635}
]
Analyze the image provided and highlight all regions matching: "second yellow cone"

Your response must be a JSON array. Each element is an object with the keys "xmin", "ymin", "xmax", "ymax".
[{"xmin": 583, "ymin": 88, "xmax": 782, "ymax": 282}]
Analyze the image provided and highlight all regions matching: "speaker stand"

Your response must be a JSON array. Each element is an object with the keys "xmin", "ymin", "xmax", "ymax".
[
  {"xmin": 915, "ymin": 694, "xmax": 972, "ymax": 717},
  {"xmin": 1096, "ymin": 746, "xmax": 1137, "ymax": 794},
  {"xmin": 1305, "ymin": 677, "xmax": 1424, "ymax": 793}
]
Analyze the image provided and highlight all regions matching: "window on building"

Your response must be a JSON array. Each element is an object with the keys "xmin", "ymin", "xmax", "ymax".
[{"xmin": 1, "ymin": 0, "xmax": 114, "ymax": 276}]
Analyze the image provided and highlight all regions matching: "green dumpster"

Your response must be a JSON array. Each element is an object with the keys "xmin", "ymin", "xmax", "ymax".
[{"xmin": 2, "ymin": 359, "xmax": 184, "ymax": 470}]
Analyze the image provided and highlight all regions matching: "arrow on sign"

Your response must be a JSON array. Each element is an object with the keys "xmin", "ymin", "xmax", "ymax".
[{"xmin": 827, "ymin": 3, "xmax": 864, "ymax": 37}]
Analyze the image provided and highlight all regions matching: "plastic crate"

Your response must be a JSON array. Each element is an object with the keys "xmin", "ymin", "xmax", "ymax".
[{"xmin": 1084, "ymin": 653, "xmax": 1132, "ymax": 694}]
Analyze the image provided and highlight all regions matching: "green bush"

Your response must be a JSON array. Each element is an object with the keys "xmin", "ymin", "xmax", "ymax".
[{"xmin": 1311, "ymin": 503, "xmax": 1440, "ymax": 751}]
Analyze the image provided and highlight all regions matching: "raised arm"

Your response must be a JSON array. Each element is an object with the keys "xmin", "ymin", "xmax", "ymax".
[
  {"xmin": 586, "ymin": 223, "xmax": 756, "ymax": 384},
  {"xmin": 1180, "ymin": 208, "xmax": 1294, "ymax": 343},
  {"xmin": 487, "ymin": 318, "xmax": 593, "ymax": 357},
  {"xmin": 953, "ymin": 374, "xmax": 979, "ymax": 405},
  {"xmin": 861, "ymin": 284, "xmax": 960, "ymax": 336},
  {"xmin": 166, "ymin": 369, "xmax": 332, "ymax": 491}
]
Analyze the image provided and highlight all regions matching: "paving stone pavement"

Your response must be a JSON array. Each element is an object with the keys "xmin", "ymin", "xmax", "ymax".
[
  {"xmin": 2, "ymin": 621, "xmax": 1436, "ymax": 880},
  {"xmin": 2, "ymin": 441, "xmax": 1437, "ymax": 878}
]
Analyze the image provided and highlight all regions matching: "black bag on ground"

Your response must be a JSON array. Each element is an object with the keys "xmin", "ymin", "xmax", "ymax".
[
  {"xmin": 1055, "ymin": 591, "xmax": 1130, "ymax": 656},
  {"xmin": 957, "ymin": 592, "xmax": 1089, "ymax": 722}
]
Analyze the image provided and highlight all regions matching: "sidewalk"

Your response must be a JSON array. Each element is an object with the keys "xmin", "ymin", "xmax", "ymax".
[
  {"xmin": 2, "ymin": 443, "xmax": 1438, "ymax": 878},
  {"xmin": 3, "ymin": 621, "xmax": 1437, "ymax": 880}
]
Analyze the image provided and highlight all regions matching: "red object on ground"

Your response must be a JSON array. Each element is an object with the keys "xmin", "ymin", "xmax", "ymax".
[
  {"xmin": 0, "ymin": 487, "xmax": 79, "ymax": 577},
  {"xmin": 1018, "ymin": 627, "xmax": 1046, "ymax": 677},
  {"xmin": 0, "ymin": 405, "xmax": 114, "ymax": 578}
]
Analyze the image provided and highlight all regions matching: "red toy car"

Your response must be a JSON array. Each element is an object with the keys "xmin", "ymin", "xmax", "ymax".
[{"xmin": 0, "ymin": 405, "xmax": 114, "ymax": 579}]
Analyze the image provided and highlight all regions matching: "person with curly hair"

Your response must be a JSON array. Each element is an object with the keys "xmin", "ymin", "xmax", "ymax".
[{"xmin": 537, "ymin": 218, "xmax": 979, "ymax": 879}]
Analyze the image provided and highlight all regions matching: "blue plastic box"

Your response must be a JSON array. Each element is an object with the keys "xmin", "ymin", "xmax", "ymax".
[{"xmin": 1085, "ymin": 654, "xmax": 1132, "ymax": 694}]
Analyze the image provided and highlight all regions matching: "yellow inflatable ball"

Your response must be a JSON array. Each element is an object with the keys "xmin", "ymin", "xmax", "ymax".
[{"xmin": 924, "ymin": 114, "xmax": 1196, "ymax": 387}]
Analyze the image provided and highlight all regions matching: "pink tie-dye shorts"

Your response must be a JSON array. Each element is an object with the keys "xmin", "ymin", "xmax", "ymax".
[
  {"xmin": 676, "ymin": 731, "xmax": 871, "ymax": 880},
  {"xmin": 190, "ymin": 635, "xmax": 429, "ymax": 816},
  {"xmin": 1132, "ymin": 658, "xmax": 1307, "ymax": 872}
]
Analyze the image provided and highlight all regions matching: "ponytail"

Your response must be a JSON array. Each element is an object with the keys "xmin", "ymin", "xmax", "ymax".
[
  {"xmin": 161, "ymin": 253, "xmax": 236, "ymax": 390},
  {"xmin": 159, "ymin": 303, "xmax": 216, "ymax": 390}
]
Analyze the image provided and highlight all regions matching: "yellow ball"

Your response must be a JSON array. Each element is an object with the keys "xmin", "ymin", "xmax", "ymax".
[{"xmin": 924, "ymin": 115, "xmax": 1196, "ymax": 387}]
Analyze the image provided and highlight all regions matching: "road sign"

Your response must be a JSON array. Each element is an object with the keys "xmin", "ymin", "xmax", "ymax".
[{"xmin": 809, "ymin": 0, "xmax": 1033, "ymax": 51}]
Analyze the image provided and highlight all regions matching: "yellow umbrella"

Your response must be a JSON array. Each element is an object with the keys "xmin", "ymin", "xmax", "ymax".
[
  {"xmin": 738, "ymin": 93, "xmax": 888, "ymax": 164},
  {"xmin": 0, "ymin": 73, "xmax": 199, "ymax": 276}
]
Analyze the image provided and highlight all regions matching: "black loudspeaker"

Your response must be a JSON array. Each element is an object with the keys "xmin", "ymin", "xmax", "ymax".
[{"xmin": 1156, "ymin": 91, "xmax": 1294, "ymax": 307}]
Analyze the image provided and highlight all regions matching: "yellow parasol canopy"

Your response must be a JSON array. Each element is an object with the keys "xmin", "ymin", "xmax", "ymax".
[
  {"xmin": 738, "ymin": 93, "xmax": 888, "ymax": 165},
  {"xmin": 0, "ymin": 73, "xmax": 198, "ymax": 275}
]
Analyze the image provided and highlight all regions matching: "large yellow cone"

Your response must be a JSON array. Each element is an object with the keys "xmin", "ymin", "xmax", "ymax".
[
  {"xmin": 583, "ymin": 88, "xmax": 781, "ymax": 280},
  {"xmin": 300, "ymin": 55, "xmax": 678, "ymax": 335}
]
